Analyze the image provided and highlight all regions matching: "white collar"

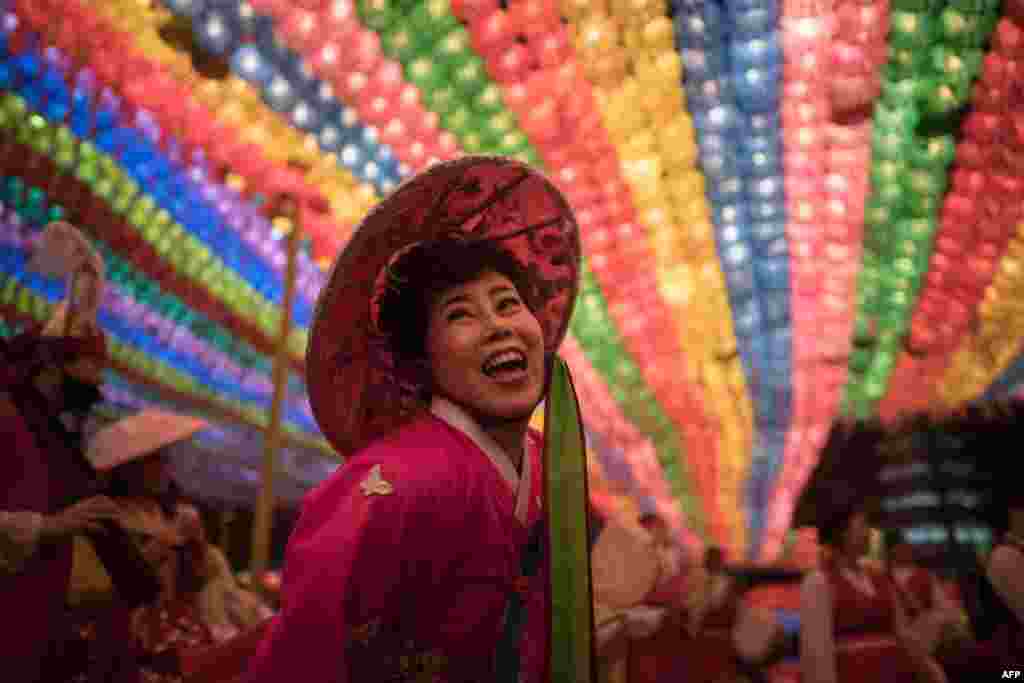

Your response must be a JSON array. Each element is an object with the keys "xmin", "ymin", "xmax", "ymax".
[
  {"xmin": 430, "ymin": 396, "xmax": 533, "ymax": 524},
  {"xmin": 840, "ymin": 566, "xmax": 877, "ymax": 598}
]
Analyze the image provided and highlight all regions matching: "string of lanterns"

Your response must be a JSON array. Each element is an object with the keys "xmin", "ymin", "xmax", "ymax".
[
  {"xmin": 845, "ymin": 0, "xmax": 1000, "ymax": 416},
  {"xmin": 0, "ymin": 187, "xmax": 320, "ymax": 434},
  {"xmin": 885, "ymin": 7, "xmax": 1024, "ymax": 415}
]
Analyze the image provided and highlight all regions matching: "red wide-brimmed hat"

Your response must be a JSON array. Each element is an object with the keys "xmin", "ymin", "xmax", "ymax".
[
  {"xmin": 86, "ymin": 409, "xmax": 207, "ymax": 471},
  {"xmin": 306, "ymin": 156, "xmax": 581, "ymax": 457}
]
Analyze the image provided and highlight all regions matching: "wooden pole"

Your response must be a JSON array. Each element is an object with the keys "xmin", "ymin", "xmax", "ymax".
[{"xmin": 250, "ymin": 195, "xmax": 302, "ymax": 584}]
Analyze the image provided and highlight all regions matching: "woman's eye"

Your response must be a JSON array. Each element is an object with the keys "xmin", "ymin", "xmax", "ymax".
[
  {"xmin": 447, "ymin": 309, "xmax": 469, "ymax": 322},
  {"xmin": 498, "ymin": 297, "xmax": 521, "ymax": 311}
]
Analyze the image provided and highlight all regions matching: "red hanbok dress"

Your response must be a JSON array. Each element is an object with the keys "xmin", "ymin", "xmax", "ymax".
[
  {"xmin": 244, "ymin": 397, "xmax": 550, "ymax": 683},
  {"xmin": 623, "ymin": 567, "xmax": 693, "ymax": 683},
  {"xmin": 0, "ymin": 340, "xmax": 103, "ymax": 683},
  {"xmin": 801, "ymin": 563, "xmax": 918, "ymax": 683},
  {"xmin": 891, "ymin": 567, "xmax": 937, "ymax": 620},
  {"xmin": 677, "ymin": 574, "xmax": 742, "ymax": 683}
]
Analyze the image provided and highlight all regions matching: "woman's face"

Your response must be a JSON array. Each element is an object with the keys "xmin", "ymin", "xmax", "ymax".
[
  {"xmin": 842, "ymin": 511, "xmax": 872, "ymax": 558},
  {"xmin": 425, "ymin": 270, "xmax": 545, "ymax": 423}
]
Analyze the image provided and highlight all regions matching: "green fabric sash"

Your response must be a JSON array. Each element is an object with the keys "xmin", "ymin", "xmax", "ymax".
[{"xmin": 544, "ymin": 355, "xmax": 595, "ymax": 682}]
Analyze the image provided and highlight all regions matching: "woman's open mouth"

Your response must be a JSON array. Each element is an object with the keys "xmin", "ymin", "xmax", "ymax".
[{"xmin": 482, "ymin": 349, "xmax": 529, "ymax": 382}]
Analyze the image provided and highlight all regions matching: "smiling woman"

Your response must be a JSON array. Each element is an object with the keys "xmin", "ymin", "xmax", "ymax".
[{"xmin": 244, "ymin": 156, "xmax": 591, "ymax": 683}]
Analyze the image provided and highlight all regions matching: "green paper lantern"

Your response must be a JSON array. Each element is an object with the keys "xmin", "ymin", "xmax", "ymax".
[
  {"xmin": 2, "ymin": 94, "xmax": 28, "ymax": 121},
  {"xmin": 14, "ymin": 119, "xmax": 35, "ymax": 147},
  {"xmin": 73, "ymin": 161, "xmax": 100, "ymax": 188},
  {"xmin": 98, "ymin": 156, "xmax": 119, "ymax": 182},
  {"xmin": 890, "ymin": 11, "xmax": 934, "ymax": 49},
  {"xmin": 486, "ymin": 111, "xmax": 516, "ymax": 138},
  {"xmin": 409, "ymin": 0, "xmax": 458, "ymax": 41},
  {"xmin": 426, "ymin": 84, "xmax": 460, "ymax": 117},
  {"xmin": 78, "ymin": 140, "xmax": 100, "ymax": 164},
  {"xmin": 0, "ymin": 279, "xmax": 15, "ymax": 304},
  {"xmin": 407, "ymin": 56, "xmax": 449, "ymax": 94},
  {"xmin": 128, "ymin": 196, "xmax": 157, "ymax": 227},
  {"xmin": 459, "ymin": 130, "xmax": 490, "ymax": 154},
  {"xmin": 950, "ymin": 0, "xmax": 999, "ymax": 11},
  {"xmin": 871, "ymin": 127, "xmax": 908, "ymax": 159},
  {"xmin": 93, "ymin": 177, "xmax": 118, "ymax": 203},
  {"xmin": 382, "ymin": 26, "xmax": 424, "ymax": 63},
  {"xmin": 27, "ymin": 112, "xmax": 49, "ymax": 134},
  {"xmin": 474, "ymin": 83, "xmax": 506, "ymax": 117},
  {"xmin": 921, "ymin": 80, "xmax": 963, "ymax": 116},
  {"xmin": 441, "ymin": 105, "xmax": 474, "ymax": 135},
  {"xmin": 875, "ymin": 101, "xmax": 919, "ymax": 133},
  {"xmin": 939, "ymin": 8, "xmax": 984, "ymax": 47},
  {"xmin": 436, "ymin": 27, "xmax": 472, "ymax": 67},
  {"xmin": 357, "ymin": 0, "xmax": 401, "ymax": 32},
  {"xmin": 870, "ymin": 158, "xmax": 907, "ymax": 186},
  {"xmin": 117, "ymin": 177, "xmax": 141, "ymax": 205},
  {"xmin": 452, "ymin": 55, "xmax": 487, "ymax": 98},
  {"xmin": 876, "ymin": 180, "xmax": 907, "ymax": 208}
]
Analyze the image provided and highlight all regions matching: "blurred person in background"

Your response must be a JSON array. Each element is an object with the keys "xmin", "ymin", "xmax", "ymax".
[
  {"xmin": 0, "ymin": 222, "xmax": 151, "ymax": 683},
  {"xmin": 70, "ymin": 410, "xmax": 216, "ymax": 682},
  {"xmin": 796, "ymin": 421, "xmax": 947, "ymax": 683}
]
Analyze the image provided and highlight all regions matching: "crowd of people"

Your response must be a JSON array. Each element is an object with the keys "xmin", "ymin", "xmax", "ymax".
[
  {"xmin": 589, "ymin": 412, "xmax": 1023, "ymax": 683},
  {"xmin": 1, "ymin": 159, "xmax": 1021, "ymax": 682},
  {"xmin": 0, "ymin": 222, "xmax": 273, "ymax": 683}
]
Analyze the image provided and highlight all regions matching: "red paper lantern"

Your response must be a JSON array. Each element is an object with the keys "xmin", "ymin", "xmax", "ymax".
[
  {"xmin": 435, "ymin": 131, "xmax": 460, "ymax": 158},
  {"xmin": 351, "ymin": 30, "xmax": 383, "ymax": 73},
  {"xmin": 280, "ymin": 9, "xmax": 322, "ymax": 47},
  {"xmin": 450, "ymin": 0, "xmax": 500, "ymax": 22},
  {"xmin": 963, "ymin": 111, "xmax": 1002, "ymax": 141},
  {"xmin": 510, "ymin": 0, "xmax": 560, "ymax": 35},
  {"xmin": 470, "ymin": 10, "xmax": 515, "ymax": 57},
  {"xmin": 489, "ymin": 43, "xmax": 533, "ymax": 84},
  {"xmin": 534, "ymin": 30, "xmax": 571, "ymax": 68},
  {"xmin": 950, "ymin": 169, "xmax": 988, "ymax": 197},
  {"xmin": 994, "ymin": 17, "xmax": 1024, "ymax": 56}
]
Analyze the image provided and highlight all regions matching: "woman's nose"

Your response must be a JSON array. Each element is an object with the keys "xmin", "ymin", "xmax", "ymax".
[{"xmin": 483, "ymin": 313, "xmax": 514, "ymax": 340}]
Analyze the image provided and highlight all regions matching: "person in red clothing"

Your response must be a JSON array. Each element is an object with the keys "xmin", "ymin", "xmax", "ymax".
[
  {"xmin": 795, "ymin": 421, "xmax": 947, "ymax": 683},
  {"xmin": 0, "ymin": 222, "xmax": 132, "ymax": 683},
  {"xmin": 244, "ymin": 156, "xmax": 589, "ymax": 683}
]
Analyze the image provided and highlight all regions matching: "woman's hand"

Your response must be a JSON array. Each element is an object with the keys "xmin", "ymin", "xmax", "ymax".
[{"xmin": 41, "ymin": 496, "xmax": 121, "ymax": 540}]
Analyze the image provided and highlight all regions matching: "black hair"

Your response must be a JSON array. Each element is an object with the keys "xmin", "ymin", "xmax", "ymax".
[
  {"xmin": 883, "ymin": 527, "xmax": 909, "ymax": 549},
  {"xmin": 375, "ymin": 237, "xmax": 539, "ymax": 362},
  {"xmin": 793, "ymin": 419, "xmax": 887, "ymax": 548},
  {"xmin": 818, "ymin": 502, "xmax": 875, "ymax": 548}
]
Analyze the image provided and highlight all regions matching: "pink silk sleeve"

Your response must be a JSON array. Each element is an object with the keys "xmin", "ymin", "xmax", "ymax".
[{"xmin": 243, "ymin": 457, "xmax": 421, "ymax": 683}]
